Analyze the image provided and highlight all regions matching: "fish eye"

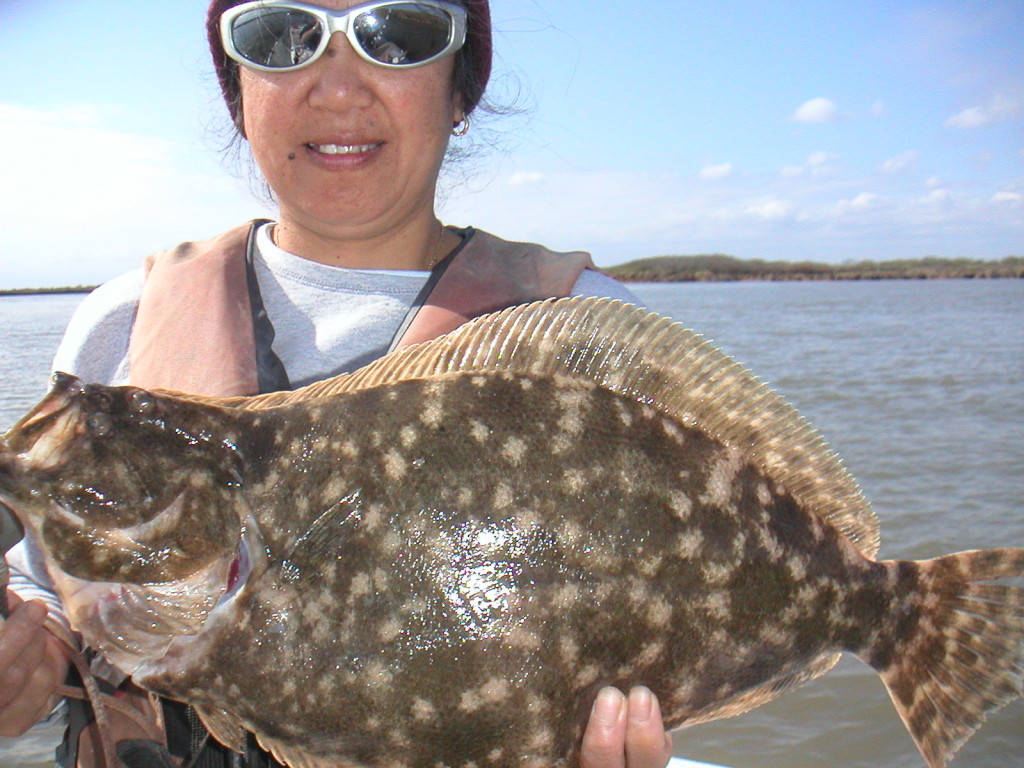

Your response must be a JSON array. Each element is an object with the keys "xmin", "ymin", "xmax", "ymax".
[
  {"xmin": 86, "ymin": 412, "xmax": 114, "ymax": 438},
  {"xmin": 129, "ymin": 390, "xmax": 156, "ymax": 415},
  {"xmin": 85, "ymin": 387, "xmax": 113, "ymax": 411}
]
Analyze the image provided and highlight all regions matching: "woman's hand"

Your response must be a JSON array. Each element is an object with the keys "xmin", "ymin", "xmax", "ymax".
[
  {"xmin": 0, "ymin": 592, "xmax": 69, "ymax": 737},
  {"xmin": 580, "ymin": 686, "xmax": 674, "ymax": 768}
]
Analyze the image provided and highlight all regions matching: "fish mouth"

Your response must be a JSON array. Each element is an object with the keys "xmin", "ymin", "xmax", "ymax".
[
  {"xmin": 7, "ymin": 372, "xmax": 83, "ymax": 435},
  {"xmin": 3, "ymin": 372, "xmax": 84, "ymax": 475},
  {"xmin": 204, "ymin": 515, "xmax": 264, "ymax": 616}
]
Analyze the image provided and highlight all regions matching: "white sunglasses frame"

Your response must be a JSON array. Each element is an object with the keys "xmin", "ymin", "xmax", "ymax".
[{"xmin": 220, "ymin": 0, "xmax": 468, "ymax": 73}]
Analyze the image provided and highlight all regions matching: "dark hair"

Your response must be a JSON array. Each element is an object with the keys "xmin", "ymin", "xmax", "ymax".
[{"xmin": 206, "ymin": 0, "xmax": 493, "ymax": 131}]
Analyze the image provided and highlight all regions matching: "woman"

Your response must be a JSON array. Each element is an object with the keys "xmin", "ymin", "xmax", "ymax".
[{"xmin": 1, "ymin": 1, "xmax": 674, "ymax": 766}]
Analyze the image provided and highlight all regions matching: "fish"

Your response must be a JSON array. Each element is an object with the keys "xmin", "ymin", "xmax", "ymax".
[{"xmin": 0, "ymin": 296, "xmax": 1021, "ymax": 768}]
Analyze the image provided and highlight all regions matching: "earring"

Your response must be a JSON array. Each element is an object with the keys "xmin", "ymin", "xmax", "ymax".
[{"xmin": 451, "ymin": 116, "xmax": 470, "ymax": 137}]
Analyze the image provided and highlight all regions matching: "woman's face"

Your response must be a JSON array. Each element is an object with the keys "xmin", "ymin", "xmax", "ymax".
[{"xmin": 238, "ymin": 0, "xmax": 462, "ymax": 243}]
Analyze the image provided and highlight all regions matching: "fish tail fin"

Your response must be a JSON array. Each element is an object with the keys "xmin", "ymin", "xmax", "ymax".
[{"xmin": 868, "ymin": 548, "xmax": 1024, "ymax": 768}]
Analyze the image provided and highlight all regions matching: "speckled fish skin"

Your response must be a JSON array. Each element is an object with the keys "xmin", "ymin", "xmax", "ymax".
[{"xmin": 1, "ymin": 297, "xmax": 1022, "ymax": 768}]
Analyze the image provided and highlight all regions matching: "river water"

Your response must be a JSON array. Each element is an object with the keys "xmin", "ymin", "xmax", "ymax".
[{"xmin": 0, "ymin": 279, "xmax": 1021, "ymax": 767}]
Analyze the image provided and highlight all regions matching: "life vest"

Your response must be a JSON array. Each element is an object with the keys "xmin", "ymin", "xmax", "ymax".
[{"xmin": 128, "ymin": 221, "xmax": 593, "ymax": 395}]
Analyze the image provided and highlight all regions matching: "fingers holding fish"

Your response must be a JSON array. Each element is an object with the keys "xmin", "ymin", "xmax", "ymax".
[
  {"xmin": 0, "ymin": 594, "xmax": 67, "ymax": 737},
  {"xmin": 580, "ymin": 686, "xmax": 672, "ymax": 768},
  {"xmin": 624, "ymin": 687, "xmax": 674, "ymax": 768},
  {"xmin": 580, "ymin": 687, "xmax": 630, "ymax": 768}
]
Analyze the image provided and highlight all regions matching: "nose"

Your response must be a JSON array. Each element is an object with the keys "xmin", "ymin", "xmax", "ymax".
[{"xmin": 307, "ymin": 31, "xmax": 375, "ymax": 111}]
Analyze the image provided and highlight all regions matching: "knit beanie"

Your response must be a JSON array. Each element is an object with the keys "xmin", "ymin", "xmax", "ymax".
[{"xmin": 206, "ymin": 0, "xmax": 492, "ymax": 125}]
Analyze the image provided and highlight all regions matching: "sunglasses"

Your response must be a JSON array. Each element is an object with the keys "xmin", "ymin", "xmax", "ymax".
[{"xmin": 220, "ymin": 0, "xmax": 468, "ymax": 73}]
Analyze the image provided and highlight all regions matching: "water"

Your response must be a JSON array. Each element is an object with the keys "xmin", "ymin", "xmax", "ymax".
[
  {"xmin": 0, "ymin": 294, "xmax": 84, "ymax": 433},
  {"xmin": 0, "ymin": 280, "xmax": 1021, "ymax": 767}
]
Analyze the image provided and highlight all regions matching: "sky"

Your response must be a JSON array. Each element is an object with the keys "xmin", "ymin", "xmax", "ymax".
[{"xmin": 0, "ymin": 0, "xmax": 1021, "ymax": 288}]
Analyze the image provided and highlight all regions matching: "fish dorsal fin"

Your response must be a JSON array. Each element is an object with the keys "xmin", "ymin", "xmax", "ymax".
[{"xmin": 240, "ymin": 297, "xmax": 880, "ymax": 558}]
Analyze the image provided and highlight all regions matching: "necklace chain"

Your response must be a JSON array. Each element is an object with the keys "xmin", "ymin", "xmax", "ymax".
[{"xmin": 423, "ymin": 221, "xmax": 448, "ymax": 271}]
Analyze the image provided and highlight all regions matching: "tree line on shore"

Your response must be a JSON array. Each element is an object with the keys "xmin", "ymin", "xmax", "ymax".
[
  {"xmin": 2, "ymin": 255, "xmax": 1023, "ymax": 294},
  {"xmin": 604, "ymin": 255, "xmax": 1024, "ymax": 282}
]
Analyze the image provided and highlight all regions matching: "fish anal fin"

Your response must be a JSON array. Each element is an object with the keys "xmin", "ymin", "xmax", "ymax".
[
  {"xmin": 254, "ymin": 732, "xmax": 364, "ymax": 768},
  {"xmin": 194, "ymin": 704, "xmax": 246, "ymax": 754},
  {"xmin": 684, "ymin": 652, "xmax": 841, "ymax": 727},
  {"xmin": 867, "ymin": 548, "xmax": 1024, "ymax": 768}
]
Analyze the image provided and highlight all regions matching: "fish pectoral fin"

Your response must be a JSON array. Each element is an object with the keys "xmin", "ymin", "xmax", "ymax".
[
  {"xmin": 194, "ymin": 704, "xmax": 246, "ymax": 754},
  {"xmin": 279, "ymin": 493, "xmax": 363, "ymax": 583}
]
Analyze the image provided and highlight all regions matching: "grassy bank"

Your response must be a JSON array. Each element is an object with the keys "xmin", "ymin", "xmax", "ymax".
[{"xmin": 604, "ymin": 255, "xmax": 1024, "ymax": 282}]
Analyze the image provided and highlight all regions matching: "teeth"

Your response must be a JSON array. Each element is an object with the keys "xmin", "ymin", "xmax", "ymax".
[{"xmin": 309, "ymin": 142, "xmax": 379, "ymax": 155}]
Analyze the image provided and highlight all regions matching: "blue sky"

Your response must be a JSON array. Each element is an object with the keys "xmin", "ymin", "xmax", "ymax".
[{"xmin": 0, "ymin": 0, "xmax": 1021, "ymax": 288}]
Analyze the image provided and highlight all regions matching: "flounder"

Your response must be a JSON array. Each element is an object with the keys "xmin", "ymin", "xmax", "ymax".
[{"xmin": 1, "ymin": 297, "xmax": 1022, "ymax": 768}]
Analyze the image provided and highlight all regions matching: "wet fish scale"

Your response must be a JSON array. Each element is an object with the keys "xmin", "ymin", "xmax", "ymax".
[{"xmin": 1, "ymin": 297, "xmax": 1021, "ymax": 768}]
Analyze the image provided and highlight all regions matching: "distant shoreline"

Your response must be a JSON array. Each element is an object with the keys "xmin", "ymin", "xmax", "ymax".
[
  {"xmin": 2, "ymin": 255, "xmax": 1023, "ymax": 293},
  {"xmin": 0, "ymin": 286, "xmax": 98, "ymax": 296},
  {"xmin": 603, "ymin": 255, "xmax": 1024, "ymax": 282}
]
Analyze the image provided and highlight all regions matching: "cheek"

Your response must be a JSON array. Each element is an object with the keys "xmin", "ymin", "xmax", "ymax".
[
  {"xmin": 393, "ymin": 61, "xmax": 461, "ymax": 128},
  {"xmin": 238, "ymin": 74, "xmax": 288, "ymax": 144}
]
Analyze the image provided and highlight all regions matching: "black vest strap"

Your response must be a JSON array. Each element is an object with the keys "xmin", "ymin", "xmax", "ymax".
[
  {"xmin": 244, "ymin": 220, "xmax": 291, "ymax": 394},
  {"xmin": 385, "ymin": 227, "xmax": 471, "ymax": 355}
]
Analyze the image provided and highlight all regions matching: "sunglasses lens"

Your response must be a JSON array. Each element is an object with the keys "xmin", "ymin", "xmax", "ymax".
[
  {"xmin": 230, "ymin": 7, "xmax": 324, "ymax": 68},
  {"xmin": 353, "ymin": 3, "xmax": 453, "ymax": 65}
]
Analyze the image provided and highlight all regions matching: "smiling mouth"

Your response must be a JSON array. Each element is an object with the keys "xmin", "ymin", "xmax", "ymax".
[{"xmin": 307, "ymin": 142, "xmax": 383, "ymax": 155}]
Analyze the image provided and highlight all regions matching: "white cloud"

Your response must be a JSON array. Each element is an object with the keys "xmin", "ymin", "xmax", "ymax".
[
  {"xmin": 946, "ymin": 94, "xmax": 1022, "ymax": 129},
  {"xmin": 871, "ymin": 101, "xmax": 887, "ymax": 117},
  {"xmin": 832, "ymin": 193, "xmax": 884, "ymax": 217},
  {"xmin": 991, "ymin": 191, "xmax": 1022, "ymax": 205},
  {"xmin": 509, "ymin": 171, "xmax": 545, "ymax": 186},
  {"xmin": 793, "ymin": 98, "xmax": 839, "ymax": 123},
  {"xmin": 782, "ymin": 151, "xmax": 840, "ymax": 179},
  {"xmin": 919, "ymin": 188, "xmax": 952, "ymax": 206},
  {"xmin": 881, "ymin": 150, "xmax": 920, "ymax": 175},
  {"xmin": 745, "ymin": 197, "xmax": 792, "ymax": 221},
  {"xmin": 807, "ymin": 151, "xmax": 833, "ymax": 168},
  {"xmin": 700, "ymin": 163, "xmax": 734, "ymax": 180},
  {"xmin": 851, "ymin": 193, "xmax": 881, "ymax": 210}
]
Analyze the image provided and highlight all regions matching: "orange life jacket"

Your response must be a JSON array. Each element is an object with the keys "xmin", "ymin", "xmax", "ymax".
[{"xmin": 129, "ymin": 221, "xmax": 593, "ymax": 395}]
